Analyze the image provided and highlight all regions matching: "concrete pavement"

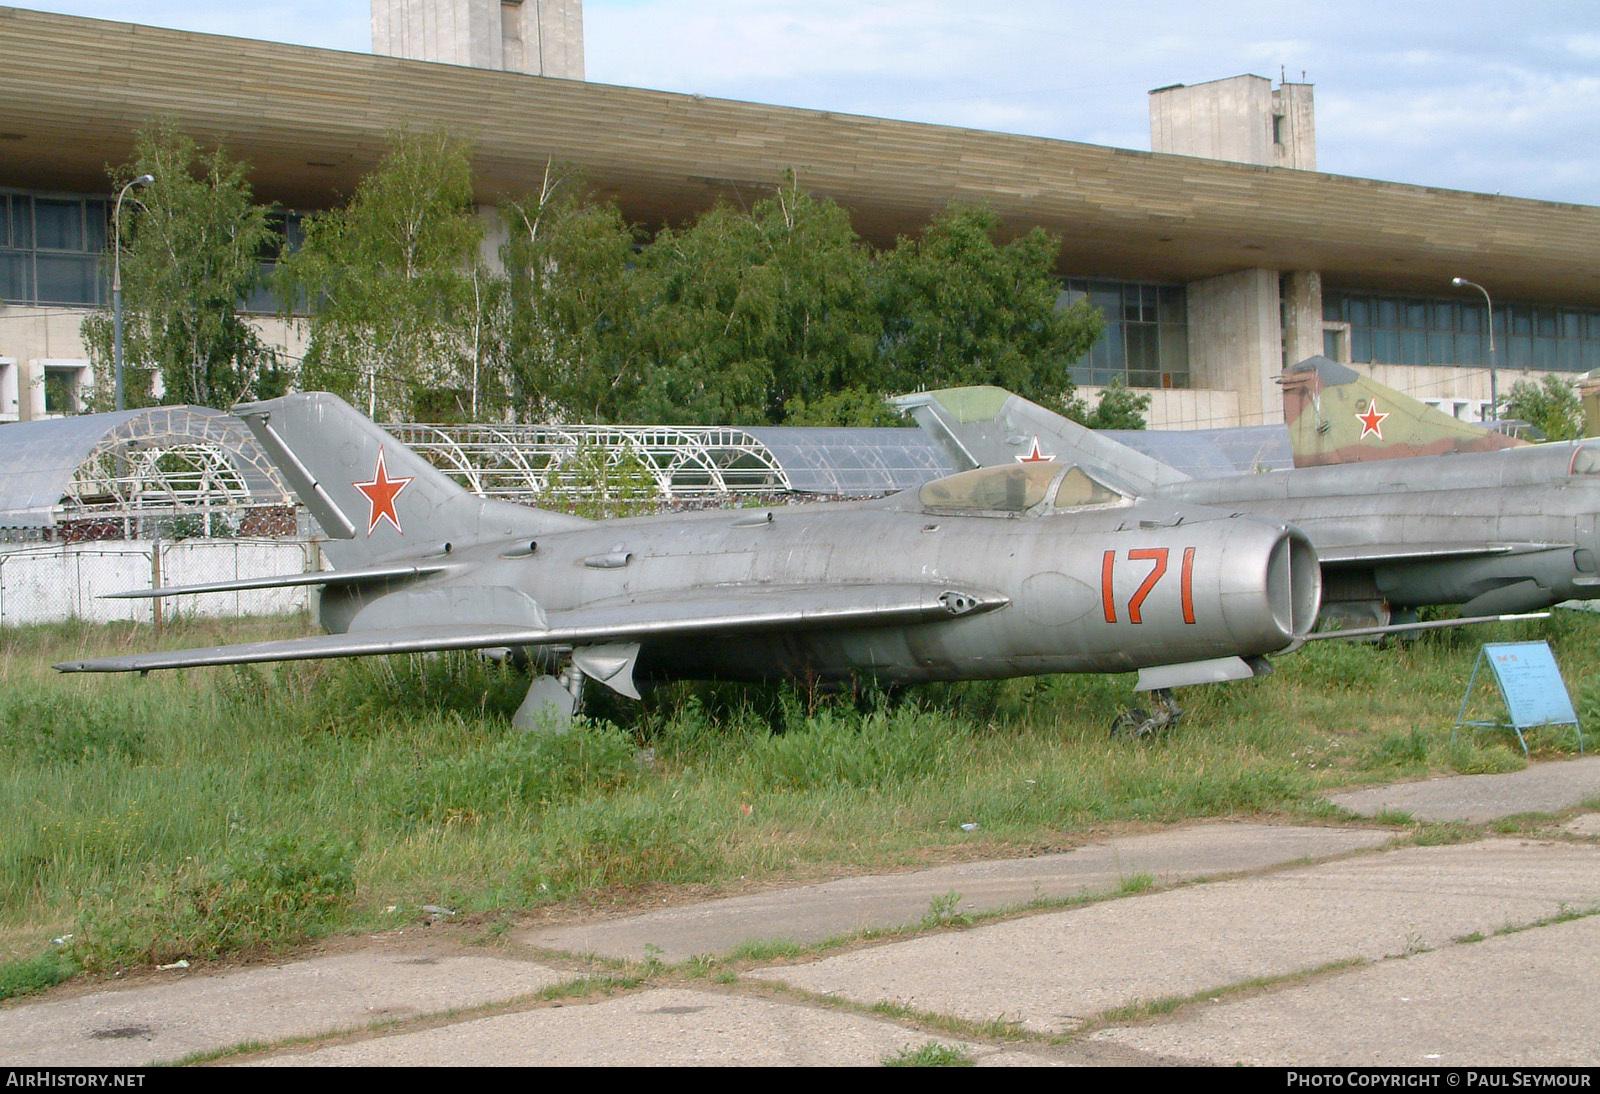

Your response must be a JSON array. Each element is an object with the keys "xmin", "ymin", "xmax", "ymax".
[
  {"xmin": 1325, "ymin": 753, "xmax": 1600, "ymax": 822},
  {"xmin": 521, "ymin": 822, "xmax": 1393, "ymax": 962},
  {"xmin": 2, "ymin": 756, "xmax": 1597, "ymax": 1067}
]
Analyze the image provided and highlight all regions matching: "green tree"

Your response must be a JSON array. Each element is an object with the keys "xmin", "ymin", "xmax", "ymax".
[
  {"xmin": 1062, "ymin": 378, "xmax": 1151, "ymax": 429},
  {"xmin": 781, "ymin": 386, "xmax": 904, "ymax": 427},
  {"xmin": 489, "ymin": 180, "xmax": 1108, "ymax": 428},
  {"xmin": 1502, "ymin": 374, "xmax": 1585, "ymax": 441},
  {"xmin": 281, "ymin": 127, "xmax": 484, "ymax": 421},
  {"xmin": 627, "ymin": 176, "xmax": 881, "ymax": 425},
  {"xmin": 875, "ymin": 204, "xmax": 1103, "ymax": 409},
  {"xmin": 82, "ymin": 121, "xmax": 284, "ymax": 409},
  {"xmin": 497, "ymin": 163, "xmax": 643, "ymax": 422}
]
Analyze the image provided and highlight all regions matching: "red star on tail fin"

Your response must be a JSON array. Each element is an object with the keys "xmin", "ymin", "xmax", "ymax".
[
  {"xmin": 1356, "ymin": 401, "xmax": 1389, "ymax": 439},
  {"xmin": 353, "ymin": 448, "xmax": 413, "ymax": 535}
]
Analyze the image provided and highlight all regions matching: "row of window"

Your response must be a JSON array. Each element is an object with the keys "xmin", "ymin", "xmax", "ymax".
[
  {"xmin": 9, "ymin": 186, "xmax": 1596, "ymax": 388},
  {"xmin": 0, "ymin": 192, "xmax": 110, "ymax": 307},
  {"xmin": 1061, "ymin": 279, "xmax": 1190, "ymax": 390},
  {"xmin": 1324, "ymin": 291, "xmax": 1600, "ymax": 373},
  {"xmin": 0, "ymin": 191, "xmax": 303, "ymax": 313}
]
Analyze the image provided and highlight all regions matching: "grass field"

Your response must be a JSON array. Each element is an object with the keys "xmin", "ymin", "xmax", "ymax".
[{"xmin": 2, "ymin": 609, "xmax": 1594, "ymax": 996}]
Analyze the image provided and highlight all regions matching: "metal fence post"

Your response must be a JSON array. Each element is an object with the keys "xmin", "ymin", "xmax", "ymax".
[{"xmin": 151, "ymin": 539, "xmax": 163, "ymax": 636}]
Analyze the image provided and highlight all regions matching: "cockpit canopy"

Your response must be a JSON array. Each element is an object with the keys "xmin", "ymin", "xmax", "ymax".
[{"xmin": 917, "ymin": 461, "xmax": 1130, "ymax": 516}]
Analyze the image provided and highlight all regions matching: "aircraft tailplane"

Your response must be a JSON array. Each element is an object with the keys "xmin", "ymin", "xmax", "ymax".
[
  {"xmin": 1281, "ymin": 356, "xmax": 1527, "ymax": 468},
  {"xmin": 232, "ymin": 392, "xmax": 591, "ymax": 570}
]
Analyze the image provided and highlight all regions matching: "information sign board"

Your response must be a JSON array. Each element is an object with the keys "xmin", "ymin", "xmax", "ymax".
[{"xmin": 1454, "ymin": 640, "xmax": 1583, "ymax": 756}]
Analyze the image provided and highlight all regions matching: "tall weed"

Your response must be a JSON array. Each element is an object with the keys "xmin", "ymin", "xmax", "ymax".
[
  {"xmin": 396, "ymin": 721, "xmax": 638, "ymax": 824},
  {"xmin": 0, "ymin": 693, "xmax": 148, "ymax": 766},
  {"xmin": 71, "ymin": 831, "xmax": 355, "ymax": 972}
]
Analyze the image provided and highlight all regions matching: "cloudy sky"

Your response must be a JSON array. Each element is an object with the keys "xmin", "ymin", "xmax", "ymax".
[{"xmin": 18, "ymin": 1, "xmax": 1600, "ymax": 205}]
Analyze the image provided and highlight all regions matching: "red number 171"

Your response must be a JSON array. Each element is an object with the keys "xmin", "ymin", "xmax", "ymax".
[{"xmin": 1101, "ymin": 548, "xmax": 1196, "ymax": 624}]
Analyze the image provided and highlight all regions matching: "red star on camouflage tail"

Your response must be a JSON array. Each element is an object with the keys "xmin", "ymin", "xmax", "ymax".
[
  {"xmin": 353, "ymin": 448, "xmax": 413, "ymax": 535},
  {"xmin": 1356, "ymin": 400, "xmax": 1389, "ymax": 439}
]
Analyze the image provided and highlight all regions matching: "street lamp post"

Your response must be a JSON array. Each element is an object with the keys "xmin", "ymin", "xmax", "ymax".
[
  {"xmin": 1451, "ymin": 277, "xmax": 1497, "ymax": 427},
  {"xmin": 112, "ymin": 173, "xmax": 154, "ymax": 412}
]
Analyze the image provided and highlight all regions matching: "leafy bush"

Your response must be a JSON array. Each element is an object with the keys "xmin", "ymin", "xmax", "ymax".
[
  {"xmin": 0, "ymin": 694, "xmax": 147, "ymax": 766},
  {"xmin": 71, "ymin": 831, "xmax": 355, "ymax": 972},
  {"xmin": 0, "ymin": 950, "xmax": 77, "ymax": 1001},
  {"xmin": 398, "ymin": 721, "xmax": 638, "ymax": 824},
  {"xmin": 1364, "ymin": 728, "xmax": 1432, "ymax": 769},
  {"xmin": 737, "ymin": 704, "xmax": 974, "ymax": 792}
]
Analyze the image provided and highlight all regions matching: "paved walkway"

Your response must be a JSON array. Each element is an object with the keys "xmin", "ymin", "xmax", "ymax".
[
  {"xmin": 1326, "ymin": 754, "xmax": 1600, "ymax": 822},
  {"xmin": 522, "ymin": 822, "xmax": 1391, "ymax": 962},
  {"xmin": 2, "ymin": 758, "xmax": 1596, "ymax": 1067}
]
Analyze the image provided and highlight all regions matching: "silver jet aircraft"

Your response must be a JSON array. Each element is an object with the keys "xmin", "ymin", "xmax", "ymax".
[
  {"xmin": 895, "ymin": 370, "xmax": 1600, "ymax": 625},
  {"xmin": 57, "ymin": 392, "xmax": 1320, "ymax": 727}
]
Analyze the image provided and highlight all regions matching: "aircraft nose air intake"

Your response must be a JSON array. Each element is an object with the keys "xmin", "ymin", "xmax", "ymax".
[{"xmin": 1269, "ymin": 528, "xmax": 1322, "ymax": 641}]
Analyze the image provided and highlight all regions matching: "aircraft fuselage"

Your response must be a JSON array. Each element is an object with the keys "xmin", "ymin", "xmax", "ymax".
[
  {"xmin": 319, "ymin": 494, "xmax": 1317, "ymax": 687},
  {"xmin": 1160, "ymin": 441, "xmax": 1600, "ymax": 615}
]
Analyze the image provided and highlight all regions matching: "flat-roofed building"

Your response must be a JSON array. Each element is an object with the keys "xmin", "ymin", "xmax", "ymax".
[{"xmin": 1, "ymin": 3, "xmax": 1596, "ymax": 428}]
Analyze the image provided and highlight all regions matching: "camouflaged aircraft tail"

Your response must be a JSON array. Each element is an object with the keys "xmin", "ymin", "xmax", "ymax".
[
  {"xmin": 231, "ymin": 392, "xmax": 592, "ymax": 570},
  {"xmin": 1281, "ymin": 356, "xmax": 1527, "ymax": 469}
]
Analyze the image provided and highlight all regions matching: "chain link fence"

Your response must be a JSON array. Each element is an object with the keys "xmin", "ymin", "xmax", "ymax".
[{"xmin": 0, "ymin": 538, "xmax": 322, "ymax": 627}]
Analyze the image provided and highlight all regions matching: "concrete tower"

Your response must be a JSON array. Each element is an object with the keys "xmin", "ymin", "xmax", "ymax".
[
  {"xmin": 372, "ymin": 0, "xmax": 584, "ymax": 79},
  {"xmin": 1147, "ymin": 75, "xmax": 1324, "ymax": 425},
  {"xmin": 1149, "ymin": 74, "xmax": 1315, "ymax": 170}
]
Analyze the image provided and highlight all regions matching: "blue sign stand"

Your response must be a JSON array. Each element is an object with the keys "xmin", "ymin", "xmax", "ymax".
[{"xmin": 1453, "ymin": 641, "xmax": 1584, "ymax": 757}]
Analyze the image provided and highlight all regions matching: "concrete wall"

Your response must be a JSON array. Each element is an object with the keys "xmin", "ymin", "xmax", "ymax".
[
  {"xmin": 1185, "ymin": 268, "xmax": 1282, "ymax": 426},
  {"xmin": 0, "ymin": 310, "xmax": 92, "ymax": 420},
  {"xmin": 1282, "ymin": 269, "xmax": 1324, "ymax": 366},
  {"xmin": 0, "ymin": 308, "xmax": 309, "ymax": 419},
  {"xmin": 1150, "ymin": 75, "xmax": 1320, "ymax": 427},
  {"xmin": 1151, "ymin": 75, "xmax": 1275, "ymax": 165},
  {"xmin": 1150, "ymin": 74, "xmax": 1316, "ymax": 170},
  {"xmin": 1076, "ymin": 384, "xmax": 1242, "ymax": 431},
  {"xmin": 1366, "ymin": 363, "xmax": 1555, "ymax": 424},
  {"xmin": 372, "ymin": 0, "xmax": 585, "ymax": 78},
  {"xmin": 0, "ymin": 539, "xmax": 317, "ymax": 627},
  {"xmin": 1272, "ymin": 82, "xmax": 1317, "ymax": 170}
]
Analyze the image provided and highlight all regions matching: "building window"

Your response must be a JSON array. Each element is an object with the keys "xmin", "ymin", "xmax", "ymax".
[
  {"xmin": 242, "ymin": 210, "xmax": 307, "ymax": 315},
  {"xmin": 1062, "ymin": 279, "xmax": 1189, "ymax": 389},
  {"xmin": 0, "ymin": 189, "xmax": 109, "ymax": 307},
  {"xmin": 42, "ymin": 362, "xmax": 90, "ymax": 415},
  {"xmin": 1325, "ymin": 290, "xmax": 1600, "ymax": 373}
]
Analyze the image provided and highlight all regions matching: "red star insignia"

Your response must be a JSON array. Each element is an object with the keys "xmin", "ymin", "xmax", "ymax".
[
  {"xmin": 1356, "ymin": 401, "xmax": 1388, "ymax": 439},
  {"xmin": 353, "ymin": 448, "xmax": 413, "ymax": 535},
  {"xmin": 1016, "ymin": 437, "xmax": 1055, "ymax": 463}
]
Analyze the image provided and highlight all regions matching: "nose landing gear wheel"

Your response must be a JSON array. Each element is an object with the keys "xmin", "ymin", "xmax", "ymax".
[{"xmin": 1109, "ymin": 688, "xmax": 1183, "ymax": 739}]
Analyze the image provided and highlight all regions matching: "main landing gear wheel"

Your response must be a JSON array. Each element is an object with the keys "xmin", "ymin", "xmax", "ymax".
[{"xmin": 1110, "ymin": 688, "xmax": 1183, "ymax": 739}]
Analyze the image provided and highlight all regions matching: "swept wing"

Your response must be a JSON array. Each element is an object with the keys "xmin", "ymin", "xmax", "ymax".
[{"xmin": 55, "ymin": 582, "xmax": 1007, "ymax": 673}]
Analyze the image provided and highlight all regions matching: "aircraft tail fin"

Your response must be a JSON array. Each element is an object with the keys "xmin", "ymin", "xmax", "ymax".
[
  {"xmin": 889, "ymin": 386, "xmax": 1190, "ymax": 494},
  {"xmin": 1281, "ymin": 356, "xmax": 1527, "ymax": 468},
  {"xmin": 231, "ymin": 392, "xmax": 591, "ymax": 570}
]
